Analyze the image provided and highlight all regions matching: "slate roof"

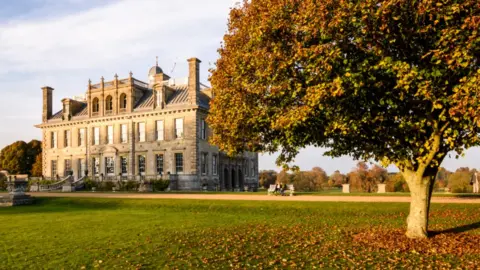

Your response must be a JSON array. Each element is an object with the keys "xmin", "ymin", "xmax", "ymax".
[
  {"xmin": 74, "ymin": 104, "xmax": 88, "ymax": 117},
  {"xmin": 50, "ymin": 102, "xmax": 88, "ymax": 120},
  {"xmin": 166, "ymin": 85, "xmax": 211, "ymax": 108},
  {"xmin": 49, "ymin": 85, "xmax": 211, "ymax": 120},
  {"xmin": 134, "ymin": 91, "xmax": 154, "ymax": 110},
  {"xmin": 167, "ymin": 85, "xmax": 189, "ymax": 104},
  {"xmin": 133, "ymin": 84, "xmax": 210, "ymax": 110},
  {"xmin": 51, "ymin": 110, "xmax": 63, "ymax": 120}
]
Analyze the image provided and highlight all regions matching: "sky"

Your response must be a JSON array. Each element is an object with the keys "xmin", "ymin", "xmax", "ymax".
[{"xmin": 1, "ymin": 0, "xmax": 480, "ymax": 175}]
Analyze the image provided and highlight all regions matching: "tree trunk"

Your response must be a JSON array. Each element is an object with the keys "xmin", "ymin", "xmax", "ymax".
[{"xmin": 404, "ymin": 172, "xmax": 436, "ymax": 239}]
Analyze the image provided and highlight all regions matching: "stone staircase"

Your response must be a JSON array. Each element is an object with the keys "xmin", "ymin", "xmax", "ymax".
[{"xmin": 29, "ymin": 176, "xmax": 86, "ymax": 192}]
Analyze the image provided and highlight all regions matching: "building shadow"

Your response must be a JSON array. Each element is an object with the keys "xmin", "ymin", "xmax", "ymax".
[
  {"xmin": 0, "ymin": 197, "xmax": 120, "ymax": 215},
  {"xmin": 430, "ymin": 221, "xmax": 480, "ymax": 237}
]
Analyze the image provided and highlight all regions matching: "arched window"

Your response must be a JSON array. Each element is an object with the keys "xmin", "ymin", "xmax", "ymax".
[
  {"xmin": 92, "ymin": 98, "xmax": 99, "ymax": 114},
  {"xmin": 105, "ymin": 95, "xmax": 113, "ymax": 112},
  {"xmin": 119, "ymin": 93, "xmax": 127, "ymax": 112}
]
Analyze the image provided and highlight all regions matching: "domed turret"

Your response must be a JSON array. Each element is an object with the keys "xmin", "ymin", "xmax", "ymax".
[
  {"xmin": 149, "ymin": 57, "xmax": 161, "ymax": 84},
  {"xmin": 149, "ymin": 65, "xmax": 163, "ymax": 76},
  {"xmin": 148, "ymin": 57, "xmax": 170, "ymax": 87}
]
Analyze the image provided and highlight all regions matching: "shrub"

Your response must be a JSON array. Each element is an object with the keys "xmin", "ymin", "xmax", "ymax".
[
  {"xmin": 0, "ymin": 173, "xmax": 7, "ymax": 191},
  {"xmin": 386, "ymin": 173, "xmax": 409, "ymax": 192},
  {"xmin": 448, "ymin": 171, "xmax": 473, "ymax": 193},
  {"xmin": 115, "ymin": 180, "xmax": 125, "ymax": 191},
  {"xmin": 152, "ymin": 179, "xmax": 170, "ymax": 192},
  {"xmin": 394, "ymin": 179, "xmax": 410, "ymax": 192},
  {"xmin": 123, "ymin": 180, "xmax": 139, "ymax": 191},
  {"xmin": 99, "ymin": 181, "xmax": 115, "ymax": 192},
  {"xmin": 84, "ymin": 178, "xmax": 98, "ymax": 191},
  {"xmin": 291, "ymin": 171, "xmax": 325, "ymax": 192}
]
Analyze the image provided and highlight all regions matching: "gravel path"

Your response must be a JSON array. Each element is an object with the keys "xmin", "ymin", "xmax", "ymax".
[{"xmin": 26, "ymin": 192, "xmax": 480, "ymax": 204}]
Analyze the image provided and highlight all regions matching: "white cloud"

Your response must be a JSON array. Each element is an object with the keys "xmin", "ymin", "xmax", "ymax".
[
  {"xmin": 0, "ymin": 0, "xmax": 235, "ymax": 75},
  {"xmin": 0, "ymin": 0, "xmax": 236, "ymax": 149}
]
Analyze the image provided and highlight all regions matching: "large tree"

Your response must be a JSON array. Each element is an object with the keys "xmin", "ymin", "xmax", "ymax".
[
  {"xmin": 259, "ymin": 170, "xmax": 278, "ymax": 188},
  {"xmin": 0, "ymin": 140, "xmax": 42, "ymax": 175},
  {"xmin": 291, "ymin": 167, "xmax": 328, "ymax": 191},
  {"xmin": 329, "ymin": 170, "xmax": 346, "ymax": 187},
  {"xmin": 209, "ymin": 0, "xmax": 480, "ymax": 238},
  {"xmin": 26, "ymin": 140, "xmax": 42, "ymax": 174},
  {"xmin": 348, "ymin": 162, "xmax": 389, "ymax": 192},
  {"xmin": 448, "ymin": 167, "xmax": 473, "ymax": 193},
  {"xmin": 31, "ymin": 153, "xmax": 43, "ymax": 177}
]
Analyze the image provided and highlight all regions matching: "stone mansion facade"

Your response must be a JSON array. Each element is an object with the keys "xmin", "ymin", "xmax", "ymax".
[{"xmin": 35, "ymin": 58, "xmax": 259, "ymax": 191}]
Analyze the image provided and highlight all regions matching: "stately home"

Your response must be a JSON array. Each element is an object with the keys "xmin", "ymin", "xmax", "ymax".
[{"xmin": 35, "ymin": 58, "xmax": 259, "ymax": 191}]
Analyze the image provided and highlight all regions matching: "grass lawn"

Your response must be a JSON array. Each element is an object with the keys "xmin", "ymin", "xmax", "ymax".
[{"xmin": 1, "ymin": 198, "xmax": 479, "ymax": 269}]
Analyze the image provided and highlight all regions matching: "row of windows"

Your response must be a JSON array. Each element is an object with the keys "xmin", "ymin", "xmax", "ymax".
[
  {"xmin": 92, "ymin": 154, "xmax": 182, "ymax": 175},
  {"xmin": 51, "ymin": 155, "xmax": 256, "ymax": 178},
  {"xmin": 51, "ymin": 159, "xmax": 76, "ymax": 177},
  {"xmin": 201, "ymin": 153, "xmax": 218, "ymax": 175},
  {"xmin": 49, "ymin": 153, "xmax": 249, "ymax": 178},
  {"xmin": 50, "ymin": 119, "xmax": 207, "ymax": 148},
  {"xmin": 51, "ymin": 153, "xmax": 185, "ymax": 177}
]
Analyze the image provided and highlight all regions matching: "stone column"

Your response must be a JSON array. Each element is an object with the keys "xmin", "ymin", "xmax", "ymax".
[
  {"xmin": 129, "ymin": 119, "xmax": 136, "ymax": 179},
  {"xmin": 147, "ymin": 150, "xmax": 155, "ymax": 177},
  {"xmin": 115, "ymin": 155, "xmax": 121, "ymax": 180},
  {"xmin": 114, "ymin": 74, "xmax": 119, "ymax": 115},
  {"xmin": 342, "ymin": 184, "xmax": 350, "ymax": 193},
  {"xmin": 85, "ymin": 123, "xmax": 90, "ymax": 177},
  {"xmin": 100, "ymin": 153, "xmax": 105, "ymax": 178},
  {"xmin": 236, "ymin": 166, "xmax": 241, "ymax": 190},
  {"xmin": 100, "ymin": 76, "xmax": 105, "ymax": 117},
  {"xmin": 72, "ymin": 157, "xmax": 79, "ymax": 181}
]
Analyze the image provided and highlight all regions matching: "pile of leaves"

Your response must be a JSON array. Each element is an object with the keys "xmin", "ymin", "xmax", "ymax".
[{"xmin": 353, "ymin": 228, "xmax": 480, "ymax": 256}]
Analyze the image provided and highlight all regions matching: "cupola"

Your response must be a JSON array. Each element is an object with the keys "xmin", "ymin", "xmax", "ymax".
[{"xmin": 148, "ymin": 56, "xmax": 170, "ymax": 86}]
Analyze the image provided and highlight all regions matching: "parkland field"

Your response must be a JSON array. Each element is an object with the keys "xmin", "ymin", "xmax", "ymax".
[{"xmin": 1, "ymin": 197, "xmax": 479, "ymax": 269}]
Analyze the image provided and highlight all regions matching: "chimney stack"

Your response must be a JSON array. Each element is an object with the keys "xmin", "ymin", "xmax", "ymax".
[
  {"xmin": 42, "ymin": 86, "xmax": 54, "ymax": 122},
  {"xmin": 187, "ymin": 58, "xmax": 201, "ymax": 105}
]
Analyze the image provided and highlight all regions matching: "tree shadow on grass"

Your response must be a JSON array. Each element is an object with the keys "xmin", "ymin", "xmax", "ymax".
[
  {"xmin": 430, "ymin": 221, "xmax": 480, "ymax": 237},
  {"xmin": 0, "ymin": 197, "xmax": 121, "ymax": 215},
  {"xmin": 452, "ymin": 194, "xmax": 480, "ymax": 198}
]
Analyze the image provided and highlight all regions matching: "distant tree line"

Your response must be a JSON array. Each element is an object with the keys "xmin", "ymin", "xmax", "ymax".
[
  {"xmin": 0, "ymin": 140, "xmax": 42, "ymax": 176},
  {"xmin": 260, "ymin": 162, "xmax": 477, "ymax": 193}
]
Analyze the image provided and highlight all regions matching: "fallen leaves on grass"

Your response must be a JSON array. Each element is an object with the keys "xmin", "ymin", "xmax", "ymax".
[{"xmin": 352, "ymin": 229, "xmax": 480, "ymax": 256}]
